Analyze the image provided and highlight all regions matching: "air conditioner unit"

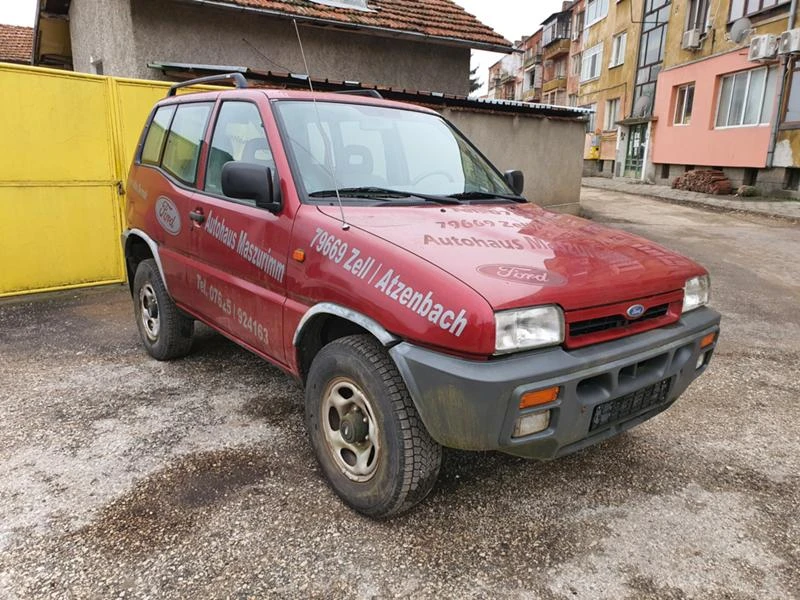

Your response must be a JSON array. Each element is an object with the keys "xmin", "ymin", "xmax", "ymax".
[
  {"xmin": 779, "ymin": 28, "xmax": 800, "ymax": 55},
  {"xmin": 682, "ymin": 28, "xmax": 702, "ymax": 50},
  {"xmin": 749, "ymin": 34, "xmax": 779, "ymax": 61}
]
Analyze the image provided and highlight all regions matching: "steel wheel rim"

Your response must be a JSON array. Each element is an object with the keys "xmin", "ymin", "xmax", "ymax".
[
  {"xmin": 321, "ymin": 377, "xmax": 380, "ymax": 482},
  {"xmin": 139, "ymin": 283, "xmax": 160, "ymax": 342}
]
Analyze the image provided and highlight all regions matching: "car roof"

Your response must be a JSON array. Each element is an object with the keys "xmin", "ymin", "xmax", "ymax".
[{"xmin": 157, "ymin": 87, "xmax": 440, "ymax": 116}]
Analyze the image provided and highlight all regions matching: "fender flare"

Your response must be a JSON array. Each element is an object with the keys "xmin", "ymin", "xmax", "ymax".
[
  {"xmin": 293, "ymin": 303, "xmax": 399, "ymax": 348},
  {"xmin": 122, "ymin": 228, "xmax": 170, "ymax": 294}
]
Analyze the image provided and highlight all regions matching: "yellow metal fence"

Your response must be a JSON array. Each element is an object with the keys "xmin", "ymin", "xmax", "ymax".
[{"xmin": 0, "ymin": 63, "xmax": 178, "ymax": 297}]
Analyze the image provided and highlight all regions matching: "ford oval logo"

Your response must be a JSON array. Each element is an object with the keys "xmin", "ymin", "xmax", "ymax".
[
  {"xmin": 155, "ymin": 196, "xmax": 181, "ymax": 236},
  {"xmin": 626, "ymin": 304, "xmax": 646, "ymax": 319},
  {"xmin": 476, "ymin": 264, "xmax": 566, "ymax": 287}
]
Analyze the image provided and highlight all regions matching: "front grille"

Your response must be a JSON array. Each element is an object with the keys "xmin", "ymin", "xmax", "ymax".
[
  {"xmin": 570, "ymin": 304, "xmax": 669, "ymax": 338},
  {"xmin": 589, "ymin": 378, "xmax": 672, "ymax": 431}
]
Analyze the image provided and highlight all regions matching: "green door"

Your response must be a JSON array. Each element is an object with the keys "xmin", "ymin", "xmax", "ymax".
[{"xmin": 624, "ymin": 124, "xmax": 646, "ymax": 179}]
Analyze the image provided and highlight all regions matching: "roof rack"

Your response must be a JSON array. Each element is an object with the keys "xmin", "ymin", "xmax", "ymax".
[
  {"xmin": 167, "ymin": 73, "xmax": 249, "ymax": 97},
  {"xmin": 334, "ymin": 89, "xmax": 384, "ymax": 99}
]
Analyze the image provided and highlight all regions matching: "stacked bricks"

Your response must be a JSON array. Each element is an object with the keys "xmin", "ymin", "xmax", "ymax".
[{"xmin": 672, "ymin": 169, "xmax": 733, "ymax": 195}]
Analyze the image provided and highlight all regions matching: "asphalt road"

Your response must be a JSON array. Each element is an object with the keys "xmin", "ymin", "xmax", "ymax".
[{"xmin": 1, "ymin": 188, "xmax": 798, "ymax": 599}]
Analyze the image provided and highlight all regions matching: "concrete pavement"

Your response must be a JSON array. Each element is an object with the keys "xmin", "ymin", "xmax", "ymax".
[
  {"xmin": 584, "ymin": 176, "xmax": 800, "ymax": 222},
  {"xmin": 0, "ymin": 188, "xmax": 798, "ymax": 599}
]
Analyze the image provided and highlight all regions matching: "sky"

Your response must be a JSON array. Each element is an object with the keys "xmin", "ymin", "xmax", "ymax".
[{"xmin": 0, "ymin": 0, "xmax": 564, "ymax": 95}]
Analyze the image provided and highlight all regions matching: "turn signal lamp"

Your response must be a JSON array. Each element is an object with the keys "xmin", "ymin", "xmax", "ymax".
[
  {"xmin": 292, "ymin": 249, "xmax": 306, "ymax": 262},
  {"xmin": 519, "ymin": 386, "xmax": 560, "ymax": 409},
  {"xmin": 700, "ymin": 333, "xmax": 716, "ymax": 349}
]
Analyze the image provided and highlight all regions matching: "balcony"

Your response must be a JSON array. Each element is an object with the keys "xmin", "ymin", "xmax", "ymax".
[
  {"xmin": 522, "ymin": 89, "xmax": 541, "ymax": 102},
  {"xmin": 524, "ymin": 52, "xmax": 543, "ymax": 68},
  {"xmin": 542, "ymin": 77, "xmax": 567, "ymax": 93},
  {"xmin": 543, "ymin": 39, "xmax": 570, "ymax": 60}
]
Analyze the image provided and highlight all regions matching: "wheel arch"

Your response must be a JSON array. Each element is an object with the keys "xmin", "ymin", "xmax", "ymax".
[
  {"xmin": 123, "ymin": 229, "xmax": 169, "ymax": 295},
  {"xmin": 293, "ymin": 303, "xmax": 399, "ymax": 384}
]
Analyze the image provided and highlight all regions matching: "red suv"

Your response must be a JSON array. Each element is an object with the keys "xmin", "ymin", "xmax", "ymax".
[{"xmin": 123, "ymin": 74, "xmax": 720, "ymax": 518}]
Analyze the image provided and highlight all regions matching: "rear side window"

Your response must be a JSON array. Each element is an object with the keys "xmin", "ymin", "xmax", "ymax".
[
  {"xmin": 161, "ymin": 102, "xmax": 213, "ymax": 185},
  {"xmin": 141, "ymin": 105, "xmax": 175, "ymax": 165}
]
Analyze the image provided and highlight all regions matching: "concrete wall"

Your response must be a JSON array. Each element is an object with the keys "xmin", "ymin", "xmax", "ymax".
[
  {"xmin": 69, "ymin": 0, "xmax": 137, "ymax": 75},
  {"xmin": 70, "ymin": 0, "xmax": 469, "ymax": 95},
  {"xmin": 443, "ymin": 108, "xmax": 585, "ymax": 214}
]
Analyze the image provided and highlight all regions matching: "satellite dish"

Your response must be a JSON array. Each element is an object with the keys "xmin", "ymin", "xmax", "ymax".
[
  {"xmin": 729, "ymin": 17, "xmax": 753, "ymax": 45},
  {"xmin": 633, "ymin": 95, "xmax": 651, "ymax": 118}
]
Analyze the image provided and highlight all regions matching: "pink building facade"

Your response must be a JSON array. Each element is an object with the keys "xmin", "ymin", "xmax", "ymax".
[{"xmin": 651, "ymin": 50, "xmax": 778, "ymax": 176}]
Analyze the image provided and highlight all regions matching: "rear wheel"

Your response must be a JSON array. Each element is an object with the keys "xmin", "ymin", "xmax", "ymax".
[
  {"xmin": 132, "ymin": 259, "xmax": 194, "ymax": 360},
  {"xmin": 305, "ymin": 335, "xmax": 442, "ymax": 518}
]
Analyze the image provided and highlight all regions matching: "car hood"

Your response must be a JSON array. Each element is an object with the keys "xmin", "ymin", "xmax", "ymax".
[{"xmin": 318, "ymin": 203, "xmax": 704, "ymax": 311}]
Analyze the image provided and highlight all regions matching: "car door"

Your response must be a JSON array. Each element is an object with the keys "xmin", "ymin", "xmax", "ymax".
[
  {"xmin": 132, "ymin": 101, "xmax": 215, "ymax": 307},
  {"xmin": 186, "ymin": 97, "xmax": 291, "ymax": 365}
]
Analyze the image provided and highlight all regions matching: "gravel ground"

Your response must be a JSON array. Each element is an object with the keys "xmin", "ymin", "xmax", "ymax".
[{"xmin": 0, "ymin": 188, "xmax": 798, "ymax": 599}]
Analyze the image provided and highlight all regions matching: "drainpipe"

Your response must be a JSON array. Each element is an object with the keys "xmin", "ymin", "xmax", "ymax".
[{"xmin": 766, "ymin": 0, "xmax": 798, "ymax": 167}]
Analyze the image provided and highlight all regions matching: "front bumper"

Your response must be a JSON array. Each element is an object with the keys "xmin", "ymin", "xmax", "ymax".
[{"xmin": 390, "ymin": 307, "xmax": 721, "ymax": 459}]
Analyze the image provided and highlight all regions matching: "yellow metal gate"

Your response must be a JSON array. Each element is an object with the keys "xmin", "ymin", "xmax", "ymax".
[{"xmin": 0, "ymin": 64, "xmax": 181, "ymax": 297}]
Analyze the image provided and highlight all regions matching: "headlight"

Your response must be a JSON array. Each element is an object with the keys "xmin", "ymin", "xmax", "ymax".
[
  {"xmin": 495, "ymin": 306, "xmax": 564, "ymax": 354},
  {"xmin": 683, "ymin": 275, "xmax": 710, "ymax": 313}
]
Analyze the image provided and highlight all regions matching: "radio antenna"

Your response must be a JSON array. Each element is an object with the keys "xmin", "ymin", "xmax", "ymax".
[{"xmin": 293, "ymin": 19, "xmax": 349, "ymax": 231}]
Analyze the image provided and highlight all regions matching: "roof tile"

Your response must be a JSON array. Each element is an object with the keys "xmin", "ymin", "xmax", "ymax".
[
  {"xmin": 209, "ymin": 0, "xmax": 511, "ymax": 49},
  {"xmin": 0, "ymin": 24, "xmax": 33, "ymax": 64}
]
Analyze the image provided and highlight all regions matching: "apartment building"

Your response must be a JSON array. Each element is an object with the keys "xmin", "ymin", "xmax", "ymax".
[
  {"xmin": 541, "ymin": 5, "xmax": 573, "ymax": 105},
  {"xmin": 521, "ymin": 30, "xmax": 544, "ymax": 102},
  {"xmin": 649, "ymin": 0, "xmax": 800, "ymax": 195},
  {"xmin": 567, "ymin": 0, "xmax": 585, "ymax": 108},
  {"xmin": 488, "ymin": 41, "xmax": 523, "ymax": 100},
  {"xmin": 577, "ymin": 0, "xmax": 643, "ymax": 178}
]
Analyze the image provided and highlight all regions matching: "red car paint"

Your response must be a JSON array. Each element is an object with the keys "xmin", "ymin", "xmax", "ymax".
[{"xmin": 125, "ymin": 88, "xmax": 707, "ymax": 372}]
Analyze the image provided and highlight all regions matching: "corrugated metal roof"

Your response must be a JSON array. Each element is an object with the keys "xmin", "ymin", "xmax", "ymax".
[{"xmin": 149, "ymin": 61, "xmax": 592, "ymax": 119}]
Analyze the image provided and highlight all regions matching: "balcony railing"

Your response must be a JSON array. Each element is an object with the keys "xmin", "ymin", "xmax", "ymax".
[
  {"xmin": 542, "ymin": 77, "xmax": 567, "ymax": 93},
  {"xmin": 543, "ymin": 39, "xmax": 570, "ymax": 59}
]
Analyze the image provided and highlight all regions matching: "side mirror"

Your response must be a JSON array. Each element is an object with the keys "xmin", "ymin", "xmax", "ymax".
[
  {"xmin": 221, "ymin": 162, "xmax": 281, "ymax": 214},
  {"xmin": 504, "ymin": 170, "xmax": 525, "ymax": 196}
]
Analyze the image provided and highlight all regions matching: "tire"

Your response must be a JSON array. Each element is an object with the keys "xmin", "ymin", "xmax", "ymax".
[
  {"xmin": 132, "ymin": 259, "xmax": 194, "ymax": 360},
  {"xmin": 305, "ymin": 334, "xmax": 442, "ymax": 518}
]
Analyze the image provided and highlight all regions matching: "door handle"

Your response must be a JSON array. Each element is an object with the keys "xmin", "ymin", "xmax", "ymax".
[{"xmin": 189, "ymin": 209, "xmax": 205, "ymax": 224}]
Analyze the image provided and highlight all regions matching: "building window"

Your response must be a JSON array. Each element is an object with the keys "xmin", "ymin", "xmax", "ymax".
[
  {"xmin": 568, "ymin": 94, "xmax": 578, "ymax": 106},
  {"xmin": 586, "ymin": 0, "xmax": 609, "ymax": 28},
  {"xmin": 674, "ymin": 83, "xmax": 695, "ymax": 125},
  {"xmin": 555, "ymin": 59, "xmax": 566, "ymax": 79},
  {"xmin": 783, "ymin": 167, "xmax": 800, "ymax": 189},
  {"xmin": 584, "ymin": 103, "xmax": 597, "ymax": 132},
  {"xmin": 572, "ymin": 54, "xmax": 582, "ymax": 76},
  {"xmin": 783, "ymin": 63, "xmax": 800, "ymax": 125},
  {"xmin": 609, "ymin": 32, "xmax": 627, "ymax": 68},
  {"xmin": 743, "ymin": 168, "xmax": 758, "ymax": 186},
  {"xmin": 581, "ymin": 43, "xmax": 604, "ymax": 82},
  {"xmin": 729, "ymin": 0, "xmax": 790, "ymax": 21},
  {"xmin": 686, "ymin": 0, "xmax": 710, "ymax": 32},
  {"xmin": 605, "ymin": 97, "xmax": 620, "ymax": 130},
  {"xmin": 573, "ymin": 12, "xmax": 585, "ymax": 40},
  {"xmin": 716, "ymin": 67, "xmax": 777, "ymax": 128}
]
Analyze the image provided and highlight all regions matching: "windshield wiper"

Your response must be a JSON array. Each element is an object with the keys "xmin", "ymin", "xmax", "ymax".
[
  {"xmin": 309, "ymin": 187, "xmax": 462, "ymax": 205},
  {"xmin": 448, "ymin": 191, "xmax": 527, "ymax": 203}
]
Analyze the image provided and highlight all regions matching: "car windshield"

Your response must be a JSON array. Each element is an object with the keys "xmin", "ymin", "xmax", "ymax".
[{"xmin": 273, "ymin": 100, "xmax": 516, "ymax": 202}]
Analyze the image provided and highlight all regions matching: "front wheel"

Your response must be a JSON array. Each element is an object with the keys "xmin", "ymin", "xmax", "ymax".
[
  {"xmin": 305, "ymin": 335, "xmax": 442, "ymax": 518},
  {"xmin": 132, "ymin": 259, "xmax": 194, "ymax": 360}
]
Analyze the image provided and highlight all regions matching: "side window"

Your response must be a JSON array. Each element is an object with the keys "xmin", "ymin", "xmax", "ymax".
[
  {"xmin": 141, "ymin": 105, "xmax": 176, "ymax": 165},
  {"xmin": 161, "ymin": 102, "xmax": 213, "ymax": 185},
  {"xmin": 205, "ymin": 101, "xmax": 274, "ymax": 200}
]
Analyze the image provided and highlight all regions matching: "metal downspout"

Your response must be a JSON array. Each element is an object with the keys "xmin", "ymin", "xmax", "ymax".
[{"xmin": 766, "ymin": 0, "xmax": 798, "ymax": 167}]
